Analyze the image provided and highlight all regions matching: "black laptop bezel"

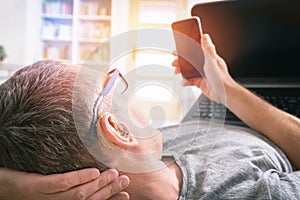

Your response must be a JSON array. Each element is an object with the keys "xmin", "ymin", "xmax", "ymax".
[{"xmin": 191, "ymin": 0, "xmax": 300, "ymax": 87}]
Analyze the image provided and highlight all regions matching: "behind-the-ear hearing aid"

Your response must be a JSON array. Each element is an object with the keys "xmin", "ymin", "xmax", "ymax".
[
  {"xmin": 96, "ymin": 112, "xmax": 130, "ymax": 149},
  {"xmin": 96, "ymin": 112, "xmax": 115, "ymax": 149}
]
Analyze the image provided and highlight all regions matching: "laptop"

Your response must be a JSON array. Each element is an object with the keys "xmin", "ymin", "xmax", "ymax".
[{"xmin": 183, "ymin": 0, "xmax": 300, "ymax": 125}]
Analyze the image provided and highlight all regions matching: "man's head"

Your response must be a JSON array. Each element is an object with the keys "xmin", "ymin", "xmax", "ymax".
[
  {"xmin": 0, "ymin": 60, "xmax": 163, "ymax": 175},
  {"xmin": 0, "ymin": 60, "xmax": 107, "ymax": 174}
]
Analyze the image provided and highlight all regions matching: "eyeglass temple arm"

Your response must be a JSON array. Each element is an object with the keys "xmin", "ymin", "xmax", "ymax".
[
  {"xmin": 108, "ymin": 68, "xmax": 128, "ymax": 93},
  {"xmin": 90, "ymin": 69, "xmax": 120, "ymax": 140}
]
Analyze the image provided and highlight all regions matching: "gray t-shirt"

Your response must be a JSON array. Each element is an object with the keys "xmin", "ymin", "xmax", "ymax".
[{"xmin": 160, "ymin": 121, "xmax": 300, "ymax": 199}]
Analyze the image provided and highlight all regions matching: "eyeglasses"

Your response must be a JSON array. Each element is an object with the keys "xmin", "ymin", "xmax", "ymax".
[{"xmin": 89, "ymin": 69, "xmax": 128, "ymax": 140}]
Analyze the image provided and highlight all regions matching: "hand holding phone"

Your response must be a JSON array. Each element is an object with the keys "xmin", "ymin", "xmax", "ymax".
[{"xmin": 171, "ymin": 17, "xmax": 205, "ymax": 79}]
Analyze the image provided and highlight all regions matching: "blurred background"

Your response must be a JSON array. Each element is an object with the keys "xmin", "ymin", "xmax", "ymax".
[{"xmin": 0, "ymin": 0, "xmax": 218, "ymax": 127}]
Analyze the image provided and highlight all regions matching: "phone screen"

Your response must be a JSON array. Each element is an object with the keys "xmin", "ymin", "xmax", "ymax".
[{"xmin": 172, "ymin": 17, "xmax": 205, "ymax": 79}]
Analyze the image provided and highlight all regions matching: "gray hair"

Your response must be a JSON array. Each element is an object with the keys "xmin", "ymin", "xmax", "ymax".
[{"xmin": 0, "ymin": 60, "xmax": 107, "ymax": 174}]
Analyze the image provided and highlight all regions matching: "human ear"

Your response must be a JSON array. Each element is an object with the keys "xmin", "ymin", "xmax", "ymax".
[{"xmin": 98, "ymin": 112, "xmax": 139, "ymax": 150}]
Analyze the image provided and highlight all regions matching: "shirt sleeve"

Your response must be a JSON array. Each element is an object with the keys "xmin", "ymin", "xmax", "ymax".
[{"xmin": 275, "ymin": 170, "xmax": 300, "ymax": 199}]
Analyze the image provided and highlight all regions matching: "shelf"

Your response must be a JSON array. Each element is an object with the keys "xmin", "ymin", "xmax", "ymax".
[
  {"xmin": 41, "ymin": 0, "xmax": 112, "ymax": 64},
  {"xmin": 42, "ymin": 37, "xmax": 72, "ymax": 42},
  {"xmin": 42, "ymin": 13, "xmax": 73, "ymax": 20},
  {"xmin": 78, "ymin": 15, "xmax": 111, "ymax": 21},
  {"xmin": 78, "ymin": 37, "xmax": 109, "ymax": 43}
]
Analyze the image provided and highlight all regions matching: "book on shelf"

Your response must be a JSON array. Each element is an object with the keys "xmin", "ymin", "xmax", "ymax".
[
  {"xmin": 80, "ymin": 2, "xmax": 108, "ymax": 16},
  {"xmin": 42, "ymin": 20, "xmax": 72, "ymax": 40},
  {"xmin": 79, "ymin": 45, "xmax": 109, "ymax": 61},
  {"xmin": 42, "ymin": 1, "xmax": 73, "ymax": 15},
  {"xmin": 44, "ymin": 44, "xmax": 70, "ymax": 60},
  {"xmin": 79, "ymin": 22, "xmax": 110, "ymax": 39}
]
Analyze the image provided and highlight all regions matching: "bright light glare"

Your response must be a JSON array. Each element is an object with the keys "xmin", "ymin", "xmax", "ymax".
[{"xmin": 138, "ymin": 1, "xmax": 177, "ymax": 24}]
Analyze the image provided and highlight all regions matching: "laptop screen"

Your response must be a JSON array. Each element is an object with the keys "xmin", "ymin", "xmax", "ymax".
[{"xmin": 192, "ymin": 0, "xmax": 300, "ymax": 84}]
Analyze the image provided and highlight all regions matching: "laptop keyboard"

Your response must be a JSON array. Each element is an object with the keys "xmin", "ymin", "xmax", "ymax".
[
  {"xmin": 263, "ymin": 96, "xmax": 299, "ymax": 115},
  {"xmin": 183, "ymin": 88, "xmax": 300, "ymax": 126}
]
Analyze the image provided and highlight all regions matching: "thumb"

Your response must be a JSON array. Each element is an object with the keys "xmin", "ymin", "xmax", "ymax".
[{"xmin": 201, "ymin": 34, "xmax": 218, "ymax": 58}]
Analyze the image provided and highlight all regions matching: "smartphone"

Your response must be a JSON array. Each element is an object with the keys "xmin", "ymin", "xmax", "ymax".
[{"xmin": 171, "ymin": 16, "xmax": 205, "ymax": 79}]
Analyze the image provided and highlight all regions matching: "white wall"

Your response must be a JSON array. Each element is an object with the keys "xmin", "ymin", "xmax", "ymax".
[
  {"xmin": 23, "ymin": 0, "xmax": 42, "ymax": 66},
  {"xmin": 0, "ymin": 0, "xmax": 41, "ymax": 66},
  {"xmin": 0, "ymin": 0, "xmax": 26, "ymax": 65}
]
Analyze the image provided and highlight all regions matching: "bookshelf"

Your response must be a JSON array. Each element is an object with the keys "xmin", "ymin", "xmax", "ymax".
[{"xmin": 40, "ymin": 0, "xmax": 112, "ymax": 65}]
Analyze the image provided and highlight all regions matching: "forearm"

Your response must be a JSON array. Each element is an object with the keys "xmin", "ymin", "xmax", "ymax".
[
  {"xmin": 179, "ymin": 33, "xmax": 300, "ymax": 168},
  {"xmin": 225, "ymin": 82, "xmax": 300, "ymax": 169}
]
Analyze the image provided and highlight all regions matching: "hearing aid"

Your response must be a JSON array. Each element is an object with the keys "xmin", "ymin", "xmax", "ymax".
[
  {"xmin": 96, "ymin": 112, "xmax": 115, "ymax": 150},
  {"xmin": 96, "ymin": 112, "xmax": 130, "ymax": 149}
]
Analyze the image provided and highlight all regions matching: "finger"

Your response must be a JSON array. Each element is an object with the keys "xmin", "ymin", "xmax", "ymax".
[
  {"xmin": 171, "ymin": 58, "xmax": 179, "ymax": 67},
  {"xmin": 171, "ymin": 59, "xmax": 181, "ymax": 74},
  {"xmin": 191, "ymin": 78, "xmax": 204, "ymax": 88},
  {"xmin": 174, "ymin": 66, "xmax": 181, "ymax": 74},
  {"xmin": 65, "ymin": 169, "xmax": 119, "ymax": 199},
  {"xmin": 41, "ymin": 170, "xmax": 119, "ymax": 200},
  {"xmin": 191, "ymin": 78, "xmax": 202, "ymax": 88},
  {"xmin": 62, "ymin": 170, "xmax": 118, "ymax": 200},
  {"xmin": 181, "ymin": 79, "xmax": 190, "ymax": 86},
  {"xmin": 181, "ymin": 77, "xmax": 202, "ymax": 87},
  {"xmin": 49, "ymin": 175, "xmax": 110, "ymax": 200},
  {"xmin": 97, "ymin": 169, "xmax": 119, "ymax": 189},
  {"xmin": 199, "ymin": 79, "xmax": 208, "ymax": 91},
  {"xmin": 201, "ymin": 34, "xmax": 218, "ymax": 58},
  {"xmin": 216, "ymin": 55, "xmax": 228, "ymax": 71},
  {"xmin": 40, "ymin": 168, "xmax": 100, "ymax": 193},
  {"xmin": 108, "ymin": 192, "xmax": 130, "ymax": 200},
  {"xmin": 87, "ymin": 175, "xmax": 130, "ymax": 200}
]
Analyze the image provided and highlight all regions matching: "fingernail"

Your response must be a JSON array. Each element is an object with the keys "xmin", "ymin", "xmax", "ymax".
[
  {"xmin": 203, "ymin": 34, "xmax": 212, "ymax": 43},
  {"xmin": 120, "ymin": 179, "xmax": 128, "ymax": 189},
  {"xmin": 108, "ymin": 172, "xmax": 117, "ymax": 182},
  {"xmin": 91, "ymin": 169, "xmax": 100, "ymax": 178}
]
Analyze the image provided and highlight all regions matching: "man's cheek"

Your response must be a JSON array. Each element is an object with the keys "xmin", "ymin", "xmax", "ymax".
[{"xmin": 128, "ymin": 102, "xmax": 150, "ymax": 128}]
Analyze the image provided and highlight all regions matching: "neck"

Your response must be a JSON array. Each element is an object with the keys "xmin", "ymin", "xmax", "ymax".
[{"xmin": 122, "ymin": 159, "xmax": 182, "ymax": 200}]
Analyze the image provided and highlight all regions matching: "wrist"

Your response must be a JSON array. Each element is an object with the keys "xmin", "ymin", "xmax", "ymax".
[{"xmin": 223, "ymin": 78, "xmax": 243, "ymax": 107}]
